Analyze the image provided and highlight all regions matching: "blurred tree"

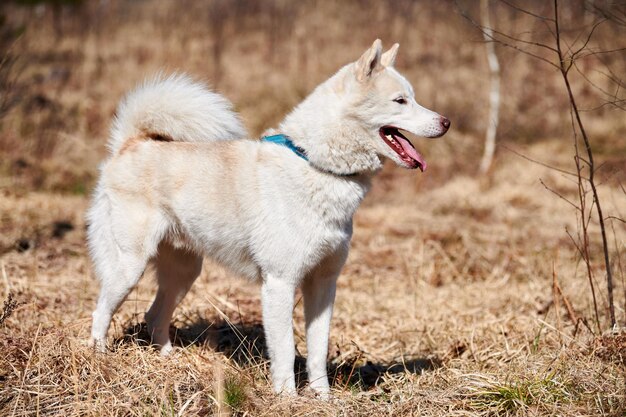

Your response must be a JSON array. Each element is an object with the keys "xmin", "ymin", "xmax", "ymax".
[
  {"xmin": 0, "ymin": 11, "xmax": 23, "ymax": 122},
  {"xmin": 479, "ymin": 0, "xmax": 500, "ymax": 174},
  {"xmin": 14, "ymin": 0, "xmax": 85, "ymax": 38}
]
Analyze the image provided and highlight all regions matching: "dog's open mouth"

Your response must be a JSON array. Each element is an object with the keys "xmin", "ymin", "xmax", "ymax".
[{"xmin": 379, "ymin": 126, "xmax": 427, "ymax": 171}]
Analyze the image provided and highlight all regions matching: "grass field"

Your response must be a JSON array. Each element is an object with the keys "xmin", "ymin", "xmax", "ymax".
[{"xmin": 1, "ymin": 1, "xmax": 625, "ymax": 416}]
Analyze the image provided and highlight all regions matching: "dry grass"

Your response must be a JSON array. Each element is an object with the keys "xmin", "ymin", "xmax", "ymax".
[
  {"xmin": 0, "ymin": 1, "xmax": 625, "ymax": 416},
  {"xmin": 1, "ymin": 146, "xmax": 624, "ymax": 416}
]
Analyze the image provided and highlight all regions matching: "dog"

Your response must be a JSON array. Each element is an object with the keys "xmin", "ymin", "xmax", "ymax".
[{"xmin": 87, "ymin": 39, "xmax": 449, "ymax": 398}]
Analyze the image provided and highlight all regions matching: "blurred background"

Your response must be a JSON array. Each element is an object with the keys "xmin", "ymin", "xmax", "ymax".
[{"xmin": 0, "ymin": 0, "xmax": 623, "ymax": 195}]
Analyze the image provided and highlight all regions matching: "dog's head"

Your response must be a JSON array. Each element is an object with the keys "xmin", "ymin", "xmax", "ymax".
[{"xmin": 345, "ymin": 39, "xmax": 450, "ymax": 172}]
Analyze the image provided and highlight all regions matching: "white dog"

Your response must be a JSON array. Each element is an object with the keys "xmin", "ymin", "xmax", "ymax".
[{"xmin": 87, "ymin": 39, "xmax": 449, "ymax": 397}]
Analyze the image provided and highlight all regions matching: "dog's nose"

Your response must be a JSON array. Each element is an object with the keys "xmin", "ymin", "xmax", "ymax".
[{"xmin": 440, "ymin": 117, "xmax": 451, "ymax": 130}]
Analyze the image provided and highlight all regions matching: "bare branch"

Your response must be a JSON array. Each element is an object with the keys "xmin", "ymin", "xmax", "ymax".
[
  {"xmin": 589, "ymin": 2, "xmax": 626, "ymax": 26},
  {"xmin": 555, "ymin": 0, "xmax": 614, "ymax": 329},
  {"xmin": 605, "ymin": 216, "xmax": 626, "ymax": 225},
  {"xmin": 580, "ymin": 99, "xmax": 626, "ymax": 112},
  {"xmin": 499, "ymin": 0, "xmax": 555, "ymax": 22},
  {"xmin": 591, "ymin": 66, "xmax": 625, "ymax": 90},
  {"xmin": 487, "ymin": 26, "xmax": 558, "ymax": 53},
  {"xmin": 482, "ymin": 37, "xmax": 558, "ymax": 69},
  {"xmin": 577, "ymin": 155, "xmax": 591, "ymax": 168},
  {"xmin": 541, "ymin": 18, "xmax": 558, "ymax": 42},
  {"xmin": 572, "ymin": 61, "xmax": 620, "ymax": 102},
  {"xmin": 570, "ymin": 18, "xmax": 607, "ymax": 60},
  {"xmin": 539, "ymin": 179, "xmax": 580, "ymax": 211},
  {"xmin": 577, "ymin": 46, "xmax": 626, "ymax": 59},
  {"xmin": 455, "ymin": 1, "xmax": 559, "ymax": 69},
  {"xmin": 576, "ymin": 64, "xmax": 626, "ymax": 111},
  {"xmin": 501, "ymin": 144, "xmax": 578, "ymax": 178},
  {"xmin": 565, "ymin": 228, "xmax": 592, "ymax": 280}
]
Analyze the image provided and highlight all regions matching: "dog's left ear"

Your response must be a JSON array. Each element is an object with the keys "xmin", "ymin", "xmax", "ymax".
[
  {"xmin": 355, "ymin": 39, "xmax": 383, "ymax": 82},
  {"xmin": 381, "ymin": 43, "xmax": 399, "ymax": 67}
]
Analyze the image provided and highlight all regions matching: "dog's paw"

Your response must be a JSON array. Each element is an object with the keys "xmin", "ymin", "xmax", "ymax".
[
  {"xmin": 273, "ymin": 383, "xmax": 297, "ymax": 397},
  {"xmin": 87, "ymin": 337, "xmax": 107, "ymax": 353},
  {"xmin": 307, "ymin": 378, "xmax": 331, "ymax": 401},
  {"xmin": 315, "ymin": 390, "xmax": 331, "ymax": 401},
  {"xmin": 159, "ymin": 342, "xmax": 174, "ymax": 357},
  {"xmin": 303, "ymin": 386, "xmax": 331, "ymax": 401}
]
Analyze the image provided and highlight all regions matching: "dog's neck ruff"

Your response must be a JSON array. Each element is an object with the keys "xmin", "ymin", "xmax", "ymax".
[{"xmin": 262, "ymin": 134, "xmax": 357, "ymax": 177}]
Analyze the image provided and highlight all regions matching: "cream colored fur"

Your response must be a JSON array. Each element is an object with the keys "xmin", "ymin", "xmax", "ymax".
[{"xmin": 87, "ymin": 40, "xmax": 449, "ymax": 398}]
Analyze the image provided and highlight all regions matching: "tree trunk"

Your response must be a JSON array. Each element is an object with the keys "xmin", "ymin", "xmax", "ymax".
[{"xmin": 479, "ymin": 0, "xmax": 500, "ymax": 174}]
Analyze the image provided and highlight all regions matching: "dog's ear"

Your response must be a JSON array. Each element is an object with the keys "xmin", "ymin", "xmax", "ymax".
[
  {"xmin": 355, "ymin": 39, "xmax": 383, "ymax": 82},
  {"xmin": 381, "ymin": 43, "xmax": 399, "ymax": 67}
]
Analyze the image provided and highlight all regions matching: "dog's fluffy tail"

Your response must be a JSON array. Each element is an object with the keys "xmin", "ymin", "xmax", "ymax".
[{"xmin": 107, "ymin": 73, "xmax": 247, "ymax": 154}]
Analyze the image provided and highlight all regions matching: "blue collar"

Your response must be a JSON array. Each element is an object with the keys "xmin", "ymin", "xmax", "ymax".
[
  {"xmin": 261, "ymin": 133, "xmax": 357, "ymax": 177},
  {"xmin": 261, "ymin": 134, "xmax": 308, "ymax": 161}
]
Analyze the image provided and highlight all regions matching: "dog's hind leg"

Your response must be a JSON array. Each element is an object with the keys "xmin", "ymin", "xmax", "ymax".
[
  {"xmin": 88, "ymin": 194, "xmax": 166, "ymax": 351},
  {"xmin": 145, "ymin": 241, "xmax": 202, "ymax": 356},
  {"xmin": 90, "ymin": 249, "xmax": 151, "ymax": 352}
]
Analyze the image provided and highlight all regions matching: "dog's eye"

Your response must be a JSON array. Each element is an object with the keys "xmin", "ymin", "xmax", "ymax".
[{"xmin": 393, "ymin": 97, "xmax": 407, "ymax": 105}]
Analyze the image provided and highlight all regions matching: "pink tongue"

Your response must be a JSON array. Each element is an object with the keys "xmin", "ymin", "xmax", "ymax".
[{"xmin": 395, "ymin": 134, "xmax": 427, "ymax": 171}]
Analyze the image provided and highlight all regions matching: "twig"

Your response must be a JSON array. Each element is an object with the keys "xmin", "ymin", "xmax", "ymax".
[
  {"xmin": 569, "ymin": 19, "xmax": 606, "ymax": 61},
  {"xmin": 455, "ymin": 1, "xmax": 560, "ymax": 69},
  {"xmin": 499, "ymin": 0, "xmax": 555, "ymax": 22},
  {"xmin": 553, "ymin": 272, "xmax": 579, "ymax": 325},
  {"xmin": 553, "ymin": 260, "xmax": 563, "ymax": 343},
  {"xmin": 501, "ymin": 144, "xmax": 578, "ymax": 177},
  {"xmin": 539, "ymin": 179, "xmax": 579, "ymax": 211},
  {"xmin": 572, "ymin": 60, "xmax": 624, "ymax": 108}
]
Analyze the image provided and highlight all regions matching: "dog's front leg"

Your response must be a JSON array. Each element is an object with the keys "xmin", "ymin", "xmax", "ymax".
[
  {"xmin": 262, "ymin": 273, "xmax": 297, "ymax": 395},
  {"xmin": 302, "ymin": 246, "xmax": 347, "ymax": 399},
  {"xmin": 302, "ymin": 271, "xmax": 338, "ymax": 399}
]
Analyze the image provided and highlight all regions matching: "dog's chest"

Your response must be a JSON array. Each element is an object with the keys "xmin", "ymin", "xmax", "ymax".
[
  {"xmin": 297, "ymin": 172, "xmax": 369, "ymax": 224},
  {"xmin": 249, "ymin": 176, "xmax": 367, "ymax": 278},
  {"xmin": 292, "ymin": 175, "xmax": 369, "ymax": 257}
]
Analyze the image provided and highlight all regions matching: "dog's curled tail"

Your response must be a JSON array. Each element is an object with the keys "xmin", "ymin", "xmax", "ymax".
[{"xmin": 107, "ymin": 73, "xmax": 247, "ymax": 154}]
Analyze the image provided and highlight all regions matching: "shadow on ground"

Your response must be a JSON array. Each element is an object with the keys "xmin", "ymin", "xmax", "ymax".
[{"xmin": 116, "ymin": 319, "xmax": 440, "ymax": 390}]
